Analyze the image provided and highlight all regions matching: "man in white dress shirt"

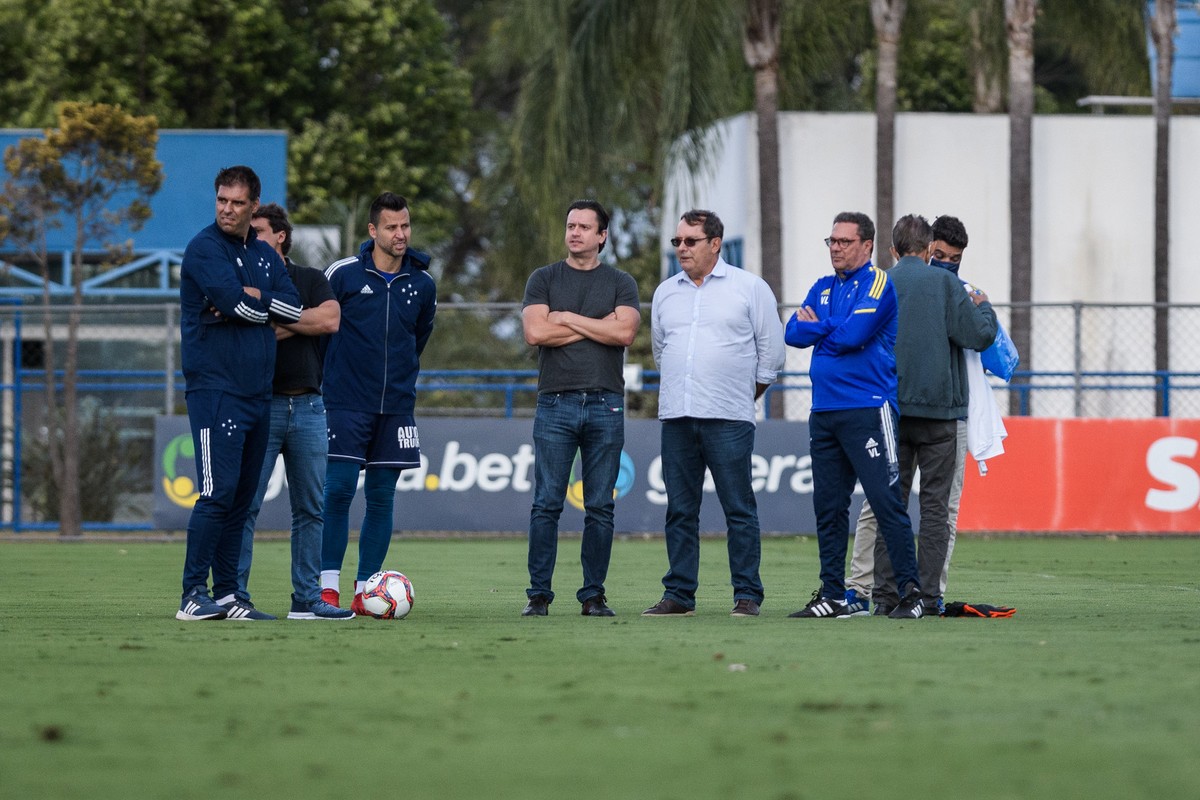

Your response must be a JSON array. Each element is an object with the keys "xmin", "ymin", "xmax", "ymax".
[{"xmin": 642, "ymin": 209, "xmax": 786, "ymax": 618}]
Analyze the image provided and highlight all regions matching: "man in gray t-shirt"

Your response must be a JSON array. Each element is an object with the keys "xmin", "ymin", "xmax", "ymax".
[{"xmin": 519, "ymin": 199, "xmax": 640, "ymax": 617}]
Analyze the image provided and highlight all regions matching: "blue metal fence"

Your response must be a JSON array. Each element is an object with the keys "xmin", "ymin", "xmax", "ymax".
[{"xmin": 5, "ymin": 299, "xmax": 1200, "ymax": 531}]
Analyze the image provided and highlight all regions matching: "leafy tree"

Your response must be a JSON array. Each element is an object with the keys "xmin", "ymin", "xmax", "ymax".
[
  {"xmin": 285, "ymin": 0, "xmax": 472, "ymax": 242},
  {"xmin": 0, "ymin": 102, "xmax": 162, "ymax": 534},
  {"xmin": 0, "ymin": 0, "xmax": 293, "ymax": 128},
  {"xmin": 1033, "ymin": 0, "xmax": 1150, "ymax": 112},
  {"xmin": 0, "ymin": 0, "xmax": 471, "ymax": 251}
]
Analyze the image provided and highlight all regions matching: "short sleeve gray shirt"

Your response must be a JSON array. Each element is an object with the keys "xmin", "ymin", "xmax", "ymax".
[{"xmin": 522, "ymin": 261, "xmax": 640, "ymax": 393}]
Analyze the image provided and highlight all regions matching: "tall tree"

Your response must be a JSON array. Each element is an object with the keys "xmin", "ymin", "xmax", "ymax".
[
  {"xmin": 744, "ymin": 0, "xmax": 783, "ymax": 297},
  {"xmin": 872, "ymin": 0, "xmax": 907, "ymax": 268},
  {"xmin": 967, "ymin": 0, "xmax": 1006, "ymax": 112},
  {"xmin": 498, "ymin": 1, "xmax": 867, "ymax": 293},
  {"xmin": 1150, "ymin": 0, "xmax": 1177, "ymax": 415},
  {"xmin": 1006, "ymin": 0, "xmax": 1037, "ymax": 415},
  {"xmin": 0, "ymin": 102, "xmax": 162, "ymax": 535}
]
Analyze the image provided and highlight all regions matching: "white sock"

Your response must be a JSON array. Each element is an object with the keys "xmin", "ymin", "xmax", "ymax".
[
  {"xmin": 320, "ymin": 570, "xmax": 340, "ymax": 592},
  {"xmin": 215, "ymin": 593, "xmax": 236, "ymax": 605},
  {"xmin": 355, "ymin": 580, "xmax": 366, "ymax": 595}
]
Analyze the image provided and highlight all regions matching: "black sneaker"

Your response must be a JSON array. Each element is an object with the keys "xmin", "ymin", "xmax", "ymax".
[
  {"xmin": 788, "ymin": 590, "xmax": 849, "ymax": 618},
  {"xmin": 922, "ymin": 597, "xmax": 945, "ymax": 617},
  {"xmin": 872, "ymin": 603, "xmax": 895, "ymax": 616},
  {"xmin": 522, "ymin": 595, "xmax": 550, "ymax": 616},
  {"xmin": 888, "ymin": 586, "xmax": 924, "ymax": 619}
]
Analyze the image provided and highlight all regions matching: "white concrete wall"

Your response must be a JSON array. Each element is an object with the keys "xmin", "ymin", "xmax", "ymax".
[
  {"xmin": 664, "ymin": 111, "xmax": 1200, "ymax": 304},
  {"xmin": 661, "ymin": 111, "xmax": 1200, "ymax": 417}
]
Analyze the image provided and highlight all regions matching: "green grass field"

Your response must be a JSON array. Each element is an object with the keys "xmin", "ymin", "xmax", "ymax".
[{"xmin": 2, "ymin": 535, "xmax": 1198, "ymax": 800}]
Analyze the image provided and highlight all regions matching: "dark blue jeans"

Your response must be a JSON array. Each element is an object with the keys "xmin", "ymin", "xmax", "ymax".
[
  {"xmin": 527, "ymin": 390, "xmax": 624, "ymax": 604},
  {"xmin": 659, "ymin": 417, "xmax": 764, "ymax": 609},
  {"xmin": 809, "ymin": 406, "xmax": 919, "ymax": 600},
  {"xmin": 237, "ymin": 393, "xmax": 327, "ymax": 604}
]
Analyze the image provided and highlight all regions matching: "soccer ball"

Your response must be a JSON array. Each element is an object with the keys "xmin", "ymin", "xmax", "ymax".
[{"xmin": 361, "ymin": 570, "xmax": 415, "ymax": 619}]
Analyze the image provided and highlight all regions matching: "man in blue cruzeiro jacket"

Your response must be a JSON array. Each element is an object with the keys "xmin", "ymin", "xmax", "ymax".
[
  {"xmin": 784, "ymin": 211, "xmax": 924, "ymax": 620},
  {"xmin": 177, "ymin": 165, "xmax": 303, "ymax": 621},
  {"xmin": 318, "ymin": 192, "xmax": 437, "ymax": 615}
]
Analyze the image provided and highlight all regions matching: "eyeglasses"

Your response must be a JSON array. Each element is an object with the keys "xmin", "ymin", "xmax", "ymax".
[
  {"xmin": 824, "ymin": 237, "xmax": 861, "ymax": 249},
  {"xmin": 670, "ymin": 236, "xmax": 712, "ymax": 248}
]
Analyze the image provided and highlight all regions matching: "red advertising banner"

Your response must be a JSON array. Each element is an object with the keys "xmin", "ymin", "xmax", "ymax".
[{"xmin": 958, "ymin": 418, "xmax": 1200, "ymax": 533}]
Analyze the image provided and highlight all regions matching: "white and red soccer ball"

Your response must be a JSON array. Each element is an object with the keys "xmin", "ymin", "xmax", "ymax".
[{"xmin": 361, "ymin": 570, "xmax": 414, "ymax": 619}]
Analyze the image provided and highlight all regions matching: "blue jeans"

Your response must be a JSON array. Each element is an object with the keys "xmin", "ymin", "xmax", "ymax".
[
  {"xmin": 659, "ymin": 418, "xmax": 764, "ymax": 609},
  {"xmin": 527, "ymin": 390, "xmax": 624, "ymax": 604},
  {"xmin": 237, "ymin": 393, "xmax": 328, "ymax": 604}
]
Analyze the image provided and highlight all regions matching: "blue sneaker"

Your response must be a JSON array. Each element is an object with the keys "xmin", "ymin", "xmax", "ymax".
[
  {"xmin": 287, "ymin": 596, "xmax": 355, "ymax": 621},
  {"xmin": 220, "ymin": 598, "xmax": 277, "ymax": 620},
  {"xmin": 176, "ymin": 589, "xmax": 227, "ymax": 621},
  {"xmin": 843, "ymin": 589, "xmax": 870, "ymax": 617}
]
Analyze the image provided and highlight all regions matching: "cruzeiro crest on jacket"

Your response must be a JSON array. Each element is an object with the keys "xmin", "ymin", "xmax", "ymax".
[{"xmin": 253, "ymin": 252, "xmax": 273, "ymax": 277}]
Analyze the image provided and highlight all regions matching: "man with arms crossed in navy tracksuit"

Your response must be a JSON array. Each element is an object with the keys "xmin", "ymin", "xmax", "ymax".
[{"xmin": 177, "ymin": 165, "xmax": 303, "ymax": 621}]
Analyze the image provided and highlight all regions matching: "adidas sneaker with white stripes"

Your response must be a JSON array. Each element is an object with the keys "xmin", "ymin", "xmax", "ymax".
[
  {"xmin": 788, "ymin": 590, "xmax": 850, "ymax": 618},
  {"xmin": 176, "ymin": 589, "xmax": 228, "ymax": 621},
  {"xmin": 220, "ymin": 599, "xmax": 277, "ymax": 620}
]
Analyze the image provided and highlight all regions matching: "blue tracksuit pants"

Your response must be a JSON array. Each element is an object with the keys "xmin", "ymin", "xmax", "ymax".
[
  {"xmin": 809, "ymin": 405, "xmax": 920, "ymax": 599},
  {"xmin": 181, "ymin": 389, "xmax": 271, "ymax": 600}
]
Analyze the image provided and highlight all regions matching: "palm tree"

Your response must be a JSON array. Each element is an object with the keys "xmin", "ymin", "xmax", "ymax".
[
  {"xmin": 500, "ymin": 0, "xmax": 854, "ymax": 303},
  {"xmin": 966, "ymin": 0, "xmax": 1005, "ymax": 112},
  {"xmin": 1005, "ymin": 0, "xmax": 1037, "ymax": 415},
  {"xmin": 1150, "ymin": 0, "xmax": 1177, "ymax": 415},
  {"xmin": 744, "ymin": 0, "xmax": 783, "ymax": 296},
  {"xmin": 503, "ymin": 0, "xmax": 743, "ymax": 254},
  {"xmin": 871, "ymin": 0, "xmax": 907, "ymax": 269}
]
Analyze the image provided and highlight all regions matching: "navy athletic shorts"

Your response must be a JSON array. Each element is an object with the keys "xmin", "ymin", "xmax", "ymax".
[{"xmin": 326, "ymin": 408, "xmax": 421, "ymax": 469}]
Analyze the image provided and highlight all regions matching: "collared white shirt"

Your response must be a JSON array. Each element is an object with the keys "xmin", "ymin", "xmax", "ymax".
[{"xmin": 651, "ymin": 258, "xmax": 785, "ymax": 423}]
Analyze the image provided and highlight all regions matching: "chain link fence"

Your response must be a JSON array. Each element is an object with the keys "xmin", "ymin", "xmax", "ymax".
[{"xmin": 2, "ymin": 300, "xmax": 1199, "ymax": 529}]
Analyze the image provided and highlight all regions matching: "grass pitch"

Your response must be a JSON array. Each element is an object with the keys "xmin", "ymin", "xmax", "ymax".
[{"xmin": 1, "ymin": 535, "xmax": 1198, "ymax": 800}]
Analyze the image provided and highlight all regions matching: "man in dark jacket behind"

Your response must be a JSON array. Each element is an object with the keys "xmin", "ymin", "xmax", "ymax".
[
  {"xmin": 177, "ymin": 165, "xmax": 302, "ymax": 621},
  {"xmin": 870, "ymin": 214, "xmax": 997, "ymax": 615}
]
